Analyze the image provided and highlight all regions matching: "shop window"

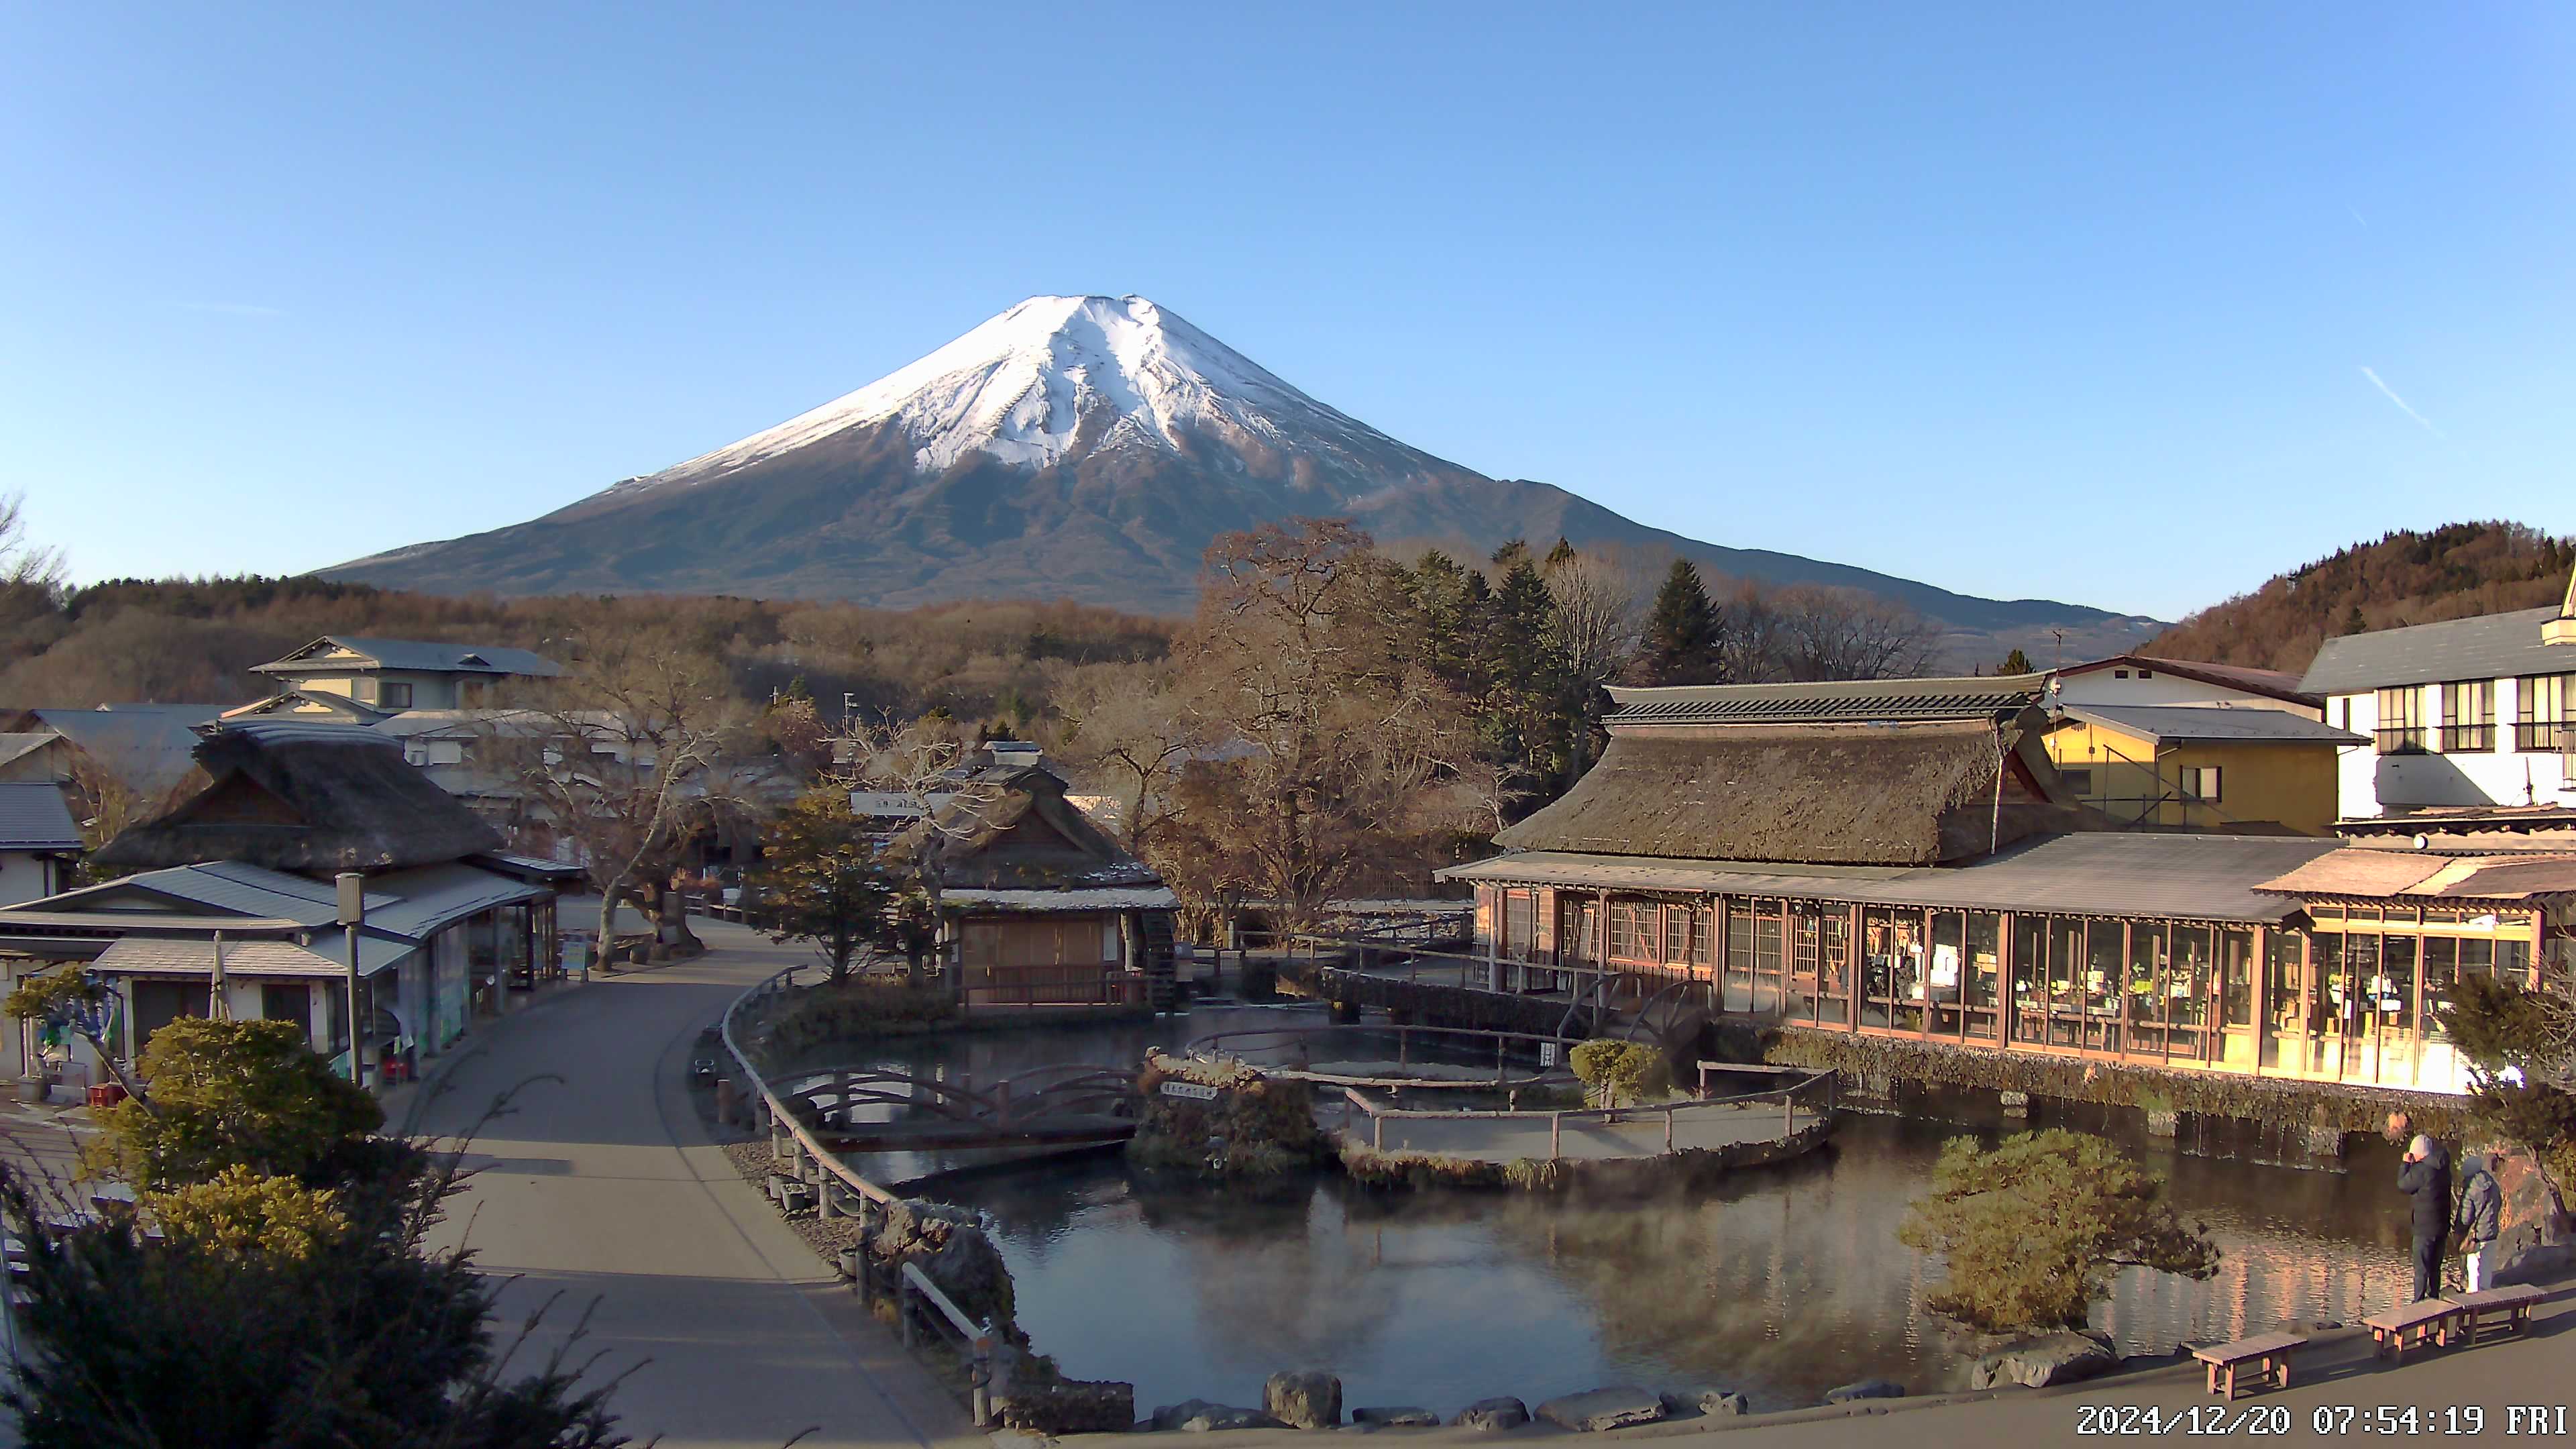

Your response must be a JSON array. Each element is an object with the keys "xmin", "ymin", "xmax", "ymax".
[{"xmin": 2178, "ymin": 766, "xmax": 2222, "ymax": 802}]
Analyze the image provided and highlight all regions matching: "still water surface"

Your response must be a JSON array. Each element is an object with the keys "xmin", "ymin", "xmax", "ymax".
[{"xmin": 804, "ymin": 1006, "xmax": 2415, "ymax": 1415}]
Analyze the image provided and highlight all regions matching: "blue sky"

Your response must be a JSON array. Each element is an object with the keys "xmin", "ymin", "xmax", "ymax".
[{"xmin": 5, "ymin": 3, "xmax": 2570, "ymax": 620}]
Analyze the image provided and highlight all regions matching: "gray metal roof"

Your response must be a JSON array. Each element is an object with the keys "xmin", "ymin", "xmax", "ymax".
[
  {"xmin": 360, "ymin": 862, "xmax": 545, "ymax": 938},
  {"xmin": 0, "ymin": 733, "xmax": 58, "ymax": 771},
  {"xmin": 91, "ymin": 934, "xmax": 414, "ymax": 979},
  {"xmin": 251, "ymin": 636, "xmax": 561, "ymax": 678},
  {"xmin": 0, "ymin": 783, "xmax": 80, "ymax": 851},
  {"xmin": 1439, "ymin": 833, "xmax": 2343, "ymax": 924},
  {"xmin": 28, "ymin": 706, "xmax": 226, "ymax": 796},
  {"xmin": 2300, "ymin": 606, "xmax": 2573, "ymax": 694},
  {"xmin": 2057, "ymin": 704, "xmax": 2367, "ymax": 746},
  {"xmin": 1606, "ymin": 674, "xmax": 2047, "ymax": 727}
]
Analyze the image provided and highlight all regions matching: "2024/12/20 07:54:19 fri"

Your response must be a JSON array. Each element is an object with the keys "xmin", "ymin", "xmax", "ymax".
[{"xmin": 2076, "ymin": 1404, "xmax": 2567, "ymax": 1435}]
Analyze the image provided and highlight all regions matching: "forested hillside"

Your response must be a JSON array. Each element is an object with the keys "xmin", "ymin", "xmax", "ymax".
[
  {"xmin": 0, "ymin": 574, "xmax": 1173, "ymax": 729},
  {"xmin": 2149, "ymin": 522, "xmax": 2573, "ymax": 674}
]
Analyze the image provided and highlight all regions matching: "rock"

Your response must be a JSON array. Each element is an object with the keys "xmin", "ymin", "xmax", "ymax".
[
  {"xmin": 872, "ymin": 1199, "xmax": 1016, "ymax": 1330},
  {"xmin": 1003, "ymin": 1381, "xmax": 1136, "ymax": 1436},
  {"xmin": 1264, "ymin": 1370, "xmax": 1342, "ymax": 1430},
  {"xmin": 1450, "ymin": 1397, "xmax": 1529, "ymax": 1432},
  {"xmin": 1823, "ymin": 1379, "xmax": 1905, "ymax": 1405},
  {"xmin": 2488, "ymin": 1147, "xmax": 2575, "ymax": 1285},
  {"xmin": 1967, "ymin": 1332, "xmax": 2118, "ymax": 1391},
  {"xmin": 1536, "ymin": 1387, "xmax": 1669, "ymax": 1432},
  {"xmin": 2143, "ymin": 1108, "xmax": 2179, "ymax": 1138},
  {"xmin": 1658, "ymin": 1388, "xmax": 1746, "ymax": 1417},
  {"xmin": 1152, "ymin": 1401, "xmax": 1283, "ymax": 1433},
  {"xmin": 1350, "ymin": 1407, "xmax": 1441, "ymax": 1428}
]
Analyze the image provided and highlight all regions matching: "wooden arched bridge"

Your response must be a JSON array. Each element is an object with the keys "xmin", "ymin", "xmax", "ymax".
[{"xmin": 773, "ymin": 1063, "xmax": 1142, "ymax": 1153}]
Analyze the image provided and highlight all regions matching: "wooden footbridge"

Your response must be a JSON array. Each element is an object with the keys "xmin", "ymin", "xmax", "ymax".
[{"xmin": 774, "ymin": 1063, "xmax": 1141, "ymax": 1152}]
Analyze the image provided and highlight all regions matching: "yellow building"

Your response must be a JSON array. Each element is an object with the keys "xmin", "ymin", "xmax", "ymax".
[{"xmin": 2044, "ymin": 704, "xmax": 2363, "ymax": 836}]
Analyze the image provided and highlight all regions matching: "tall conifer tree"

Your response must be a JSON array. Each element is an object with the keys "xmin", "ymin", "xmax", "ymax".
[{"xmin": 1640, "ymin": 559, "xmax": 1717, "ymax": 685}]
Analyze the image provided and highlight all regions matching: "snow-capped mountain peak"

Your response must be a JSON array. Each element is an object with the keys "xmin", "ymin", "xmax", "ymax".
[{"xmin": 616, "ymin": 294, "xmax": 1403, "ymax": 496}]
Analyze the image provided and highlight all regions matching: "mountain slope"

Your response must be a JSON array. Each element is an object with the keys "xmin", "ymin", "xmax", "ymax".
[
  {"xmin": 327, "ymin": 294, "xmax": 2153, "ymax": 649},
  {"xmin": 2149, "ymin": 522, "xmax": 2575, "ymax": 674}
]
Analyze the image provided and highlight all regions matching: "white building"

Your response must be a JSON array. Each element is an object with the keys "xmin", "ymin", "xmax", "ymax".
[
  {"xmin": 0, "ymin": 783, "xmax": 82, "ymax": 906},
  {"xmin": 2048, "ymin": 654, "xmax": 2321, "ymax": 716},
  {"xmin": 2300, "ymin": 578, "xmax": 2576, "ymax": 830}
]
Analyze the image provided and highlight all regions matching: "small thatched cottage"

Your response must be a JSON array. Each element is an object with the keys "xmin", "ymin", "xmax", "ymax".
[
  {"xmin": 0, "ymin": 720, "xmax": 576, "ymax": 1091},
  {"xmin": 888, "ymin": 757, "xmax": 1177, "ymax": 1011}
]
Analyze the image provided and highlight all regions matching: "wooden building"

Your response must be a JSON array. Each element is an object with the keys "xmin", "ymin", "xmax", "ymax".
[
  {"xmin": 888, "ymin": 761, "xmax": 1177, "ymax": 1011},
  {"xmin": 1439, "ymin": 676, "xmax": 2576, "ymax": 1095}
]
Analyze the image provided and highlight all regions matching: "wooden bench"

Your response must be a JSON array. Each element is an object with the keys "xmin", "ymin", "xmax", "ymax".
[
  {"xmin": 2192, "ymin": 1332, "xmax": 2307, "ymax": 1399},
  {"xmin": 2450, "ymin": 1284, "xmax": 2544, "ymax": 1345},
  {"xmin": 2364, "ymin": 1299, "xmax": 2464, "ymax": 1361}
]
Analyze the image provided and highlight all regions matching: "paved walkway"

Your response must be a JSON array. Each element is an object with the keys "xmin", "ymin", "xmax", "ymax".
[{"xmin": 400, "ymin": 920, "xmax": 978, "ymax": 1449}]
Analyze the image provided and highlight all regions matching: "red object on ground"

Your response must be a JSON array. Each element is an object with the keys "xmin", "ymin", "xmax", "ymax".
[{"xmin": 86, "ymin": 1083, "xmax": 127, "ymax": 1109}]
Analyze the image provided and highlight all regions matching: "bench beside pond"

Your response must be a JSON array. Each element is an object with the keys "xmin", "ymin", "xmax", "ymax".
[{"xmin": 2192, "ymin": 1332, "xmax": 2307, "ymax": 1399}]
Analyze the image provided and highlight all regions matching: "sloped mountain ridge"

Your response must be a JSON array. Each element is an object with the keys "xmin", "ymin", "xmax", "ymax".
[{"xmin": 327, "ymin": 294, "xmax": 2154, "ymax": 653}]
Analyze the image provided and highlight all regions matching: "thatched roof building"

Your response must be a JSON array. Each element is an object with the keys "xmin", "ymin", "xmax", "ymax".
[
  {"xmin": 890, "ymin": 765, "xmax": 1161, "ymax": 893},
  {"xmin": 1498, "ymin": 677, "xmax": 2093, "ymax": 868},
  {"xmin": 93, "ymin": 720, "xmax": 500, "ymax": 874}
]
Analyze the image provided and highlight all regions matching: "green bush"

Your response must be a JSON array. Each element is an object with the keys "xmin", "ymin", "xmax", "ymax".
[
  {"xmin": 1898, "ymin": 1128, "xmax": 2218, "ymax": 1334},
  {"xmin": 1568, "ymin": 1040, "xmax": 1670, "ymax": 1108}
]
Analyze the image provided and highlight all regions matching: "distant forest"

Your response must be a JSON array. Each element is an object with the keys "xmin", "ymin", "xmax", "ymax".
[
  {"xmin": 2148, "ymin": 521, "xmax": 2573, "ymax": 674},
  {"xmin": 0, "ymin": 574, "xmax": 1174, "ymax": 731}
]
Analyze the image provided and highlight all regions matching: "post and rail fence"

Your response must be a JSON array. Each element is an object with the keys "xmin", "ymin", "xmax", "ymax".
[{"xmin": 720, "ymin": 966, "xmax": 1010, "ymax": 1426}]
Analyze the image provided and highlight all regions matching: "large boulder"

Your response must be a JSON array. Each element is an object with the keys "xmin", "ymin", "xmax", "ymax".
[
  {"xmin": 1536, "ymin": 1387, "xmax": 1669, "ymax": 1432},
  {"xmin": 1152, "ymin": 1400, "xmax": 1282, "ymax": 1432},
  {"xmin": 1003, "ymin": 1381, "xmax": 1136, "ymax": 1436},
  {"xmin": 1264, "ymin": 1370, "xmax": 1342, "ymax": 1430},
  {"xmin": 1823, "ymin": 1379, "xmax": 1906, "ymax": 1405},
  {"xmin": 2488, "ymin": 1148, "xmax": 2575, "ymax": 1285},
  {"xmin": 1450, "ymin": 1397, "xmax": 1530, "ymax": 1432},
  {"xmin": 869, "ymin": 1199, "xmax": 1015, "ymax": 1330},
  {"xmin": 1659, "ymin": 1387, "xmax": 1748, "ymax": 1417},
  {"xmin": 1350, "ymin": 1407, "xmax": 1441, "ymax": 1428},
  {"xmin": 1968, "ymin": 1332, "xmax": 2118, "ymax": 1391}
]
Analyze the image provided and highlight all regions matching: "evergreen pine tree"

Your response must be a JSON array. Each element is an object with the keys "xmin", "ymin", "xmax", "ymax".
[
  {"xmin": 1544, "ymin": 536, "xmax": 1578, "ymax": 570},
  {"xmin": 1998, "ymin": 647, "xmax": 2033, "ymax": 675},
  {"xmin": 2343, "ymin": 605, "xmax": 2368, "ymax": 635},
  {"xmin": 1640, "ymin": 559, "xmax": 1717, "ymax": 685}
]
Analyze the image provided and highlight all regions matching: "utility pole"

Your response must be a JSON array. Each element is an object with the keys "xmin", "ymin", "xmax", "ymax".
[{"xmin": 337, "ymin": 872, "xmax": 366, "ymax": 1086}]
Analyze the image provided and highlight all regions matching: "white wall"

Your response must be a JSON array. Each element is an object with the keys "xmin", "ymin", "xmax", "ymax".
[
  {"xmin": 2330, "ymin": 679, "xmax": 2574, "ymax": 819},
  {"xmin": 0, "ymin": 851, "xmax": 56, "ymax": 907}
]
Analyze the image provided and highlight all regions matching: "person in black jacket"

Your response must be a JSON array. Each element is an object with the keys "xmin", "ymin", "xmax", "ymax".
[
  {"xmin": 2398, "ymin": 1134, "xmax": 2454, "ymax": 1300},
  {"xmin": 2455, "ymin": 1152, "xmax": 2504, "ymax": 1293}
]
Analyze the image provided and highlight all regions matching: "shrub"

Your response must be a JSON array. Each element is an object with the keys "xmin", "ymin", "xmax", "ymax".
[{"xmin": 1568, "ymin": 1040, "xmax": 1670, "ymax": 1108}]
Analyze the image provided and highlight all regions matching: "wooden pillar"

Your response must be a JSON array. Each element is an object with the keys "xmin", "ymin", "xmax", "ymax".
[
  {"xmin": 1998, "ymin": 910, "xmax": 2016, "ymax": 1046},
  {"xmin": 2251, "ymin": 924, "xmax": 2269, "ymax": 1077},
  {"xmin": 2298, "ymin": 926, "xmax": 2316, "ymax": 1077},
  {"xmin": 1845, "ymin": 901, "xmax": 1864, "ymax": 1031}
]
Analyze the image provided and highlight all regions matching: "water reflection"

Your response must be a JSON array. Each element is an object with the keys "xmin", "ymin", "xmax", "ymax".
[{"xmin": 799, "ymin": 1012, "xmax": 2413, "ymax": 1415}]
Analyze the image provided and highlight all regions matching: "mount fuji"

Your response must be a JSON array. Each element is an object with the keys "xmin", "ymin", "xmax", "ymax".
[{"xmin": 325, "ymin": 294, "xmax": 2155, "ymax": 654}]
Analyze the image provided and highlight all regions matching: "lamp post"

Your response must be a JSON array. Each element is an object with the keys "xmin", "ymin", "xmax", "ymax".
[{"xmin": 337, "ymin": 872, "xmax": 365, "ymax": 1087}]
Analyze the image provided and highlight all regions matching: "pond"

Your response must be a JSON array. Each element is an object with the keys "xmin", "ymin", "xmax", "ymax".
[{"xmin": 797, "ymin": 1005, "xmax": 2417, "ymax": 1416}]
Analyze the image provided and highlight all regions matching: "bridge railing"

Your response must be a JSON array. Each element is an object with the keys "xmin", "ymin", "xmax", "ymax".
[
  {"xmin": 721, "ymin": 967, "xmax": 1010, "ymax": 1424},
  {"xmin": 1334, "ymin": 1066, "xmax": 1838, "ymax": 1158}
]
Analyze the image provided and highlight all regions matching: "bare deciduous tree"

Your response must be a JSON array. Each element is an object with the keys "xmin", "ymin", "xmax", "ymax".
[
  {"xmin": 825, "ymin": 712, "xmax": 1004, "ymax": 973},
  {"xmin": 484, "ymin": 621, "xmax": 753, "ymax": 954},
  {"xmin": 1049, "ymin": 660, "xmax": 1198, "ymax": 853},
  {"xmin": 1775, "ymin": 584, "xmax": 1941, "ymax": 681},
  {"xmin": 1542, "ymin": 548, "xmax": 1646, "ymax": 694}
]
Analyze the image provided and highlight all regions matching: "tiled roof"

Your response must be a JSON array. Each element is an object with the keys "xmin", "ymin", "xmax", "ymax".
[
  {"xmin": 2255, "ymin": 848, "xmax": 2576, "ymax": 902},
  {"xmin": 1606, "ymin": 674, "xmax": 2047, "ymax": 727},
  {"xmin": 251, "ymin": 636, "xmax": 561, "ymax": 678},
  {"xmin": 2301, "ymin": 607, "xmax": 2573, "ymax": 694},
  {"xmin": 28, "ymin": 706, "xmax": 225, "ymax": 796},
  {"xmin": 0, "ymin": 783, "xmax": 80, "ymax": 851},
  {"xmin": 91, "ymin": 934, "xmax": 414, "ymax": 978},
  {"xmin": 2057, "ymin": 704, "xmax": 2367, "ymax": 745}
]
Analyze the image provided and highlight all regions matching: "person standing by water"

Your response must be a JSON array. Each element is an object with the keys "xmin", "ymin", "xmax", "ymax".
[
  {"xmin": 2455, "ymin": 1152, "xmax": 2504, "ymax": 1294},
  {"xmin": 2398, "ymin": 1134, "xmax": 2455, "ymax": 1301}
]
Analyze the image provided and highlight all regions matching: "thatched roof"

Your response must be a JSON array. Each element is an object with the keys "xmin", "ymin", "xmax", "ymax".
[
  {"xmin": 1495, "ymin": 720, "xmax": 2088, "ymax": 867},
  {"xmin": 887, "ymin": 766, "xmax": 1159, "ymax": 892},
  {"xmin": 93, "ymin": 720, "xmax": 500, "ymax": 874}
]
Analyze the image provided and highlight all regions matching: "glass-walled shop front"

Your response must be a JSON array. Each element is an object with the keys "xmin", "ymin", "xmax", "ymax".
[{"xmin": 1472, "ymin": 885, "xmax": 2554, "ymax": 1093}]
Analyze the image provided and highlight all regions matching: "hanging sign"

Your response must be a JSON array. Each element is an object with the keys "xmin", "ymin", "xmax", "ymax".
[{"xmin": 1159, "ymin": 1080, "xmax": 1220, "ymax": 1100}]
